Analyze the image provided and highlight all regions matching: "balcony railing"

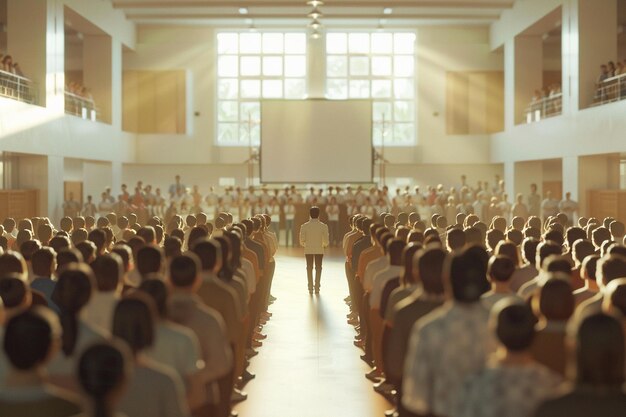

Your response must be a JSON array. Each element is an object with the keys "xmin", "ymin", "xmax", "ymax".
[
  {"xmin": 64, "ymin": 91, "xmax": 98, "ymax": 122},
  {"xmin": 0, "ymin": 69, "xmax": 37, "ymax": 105},
  {"xmin": 591, "ymin": 73, "xmax": 626, "ymax": 107},
  {"xmin": 524, "ymin": 93, "xmax": 562, "ymax": 124}
]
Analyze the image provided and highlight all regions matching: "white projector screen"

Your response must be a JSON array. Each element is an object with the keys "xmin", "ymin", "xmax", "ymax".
[{"xmin": 260, "ymin": 100, "xmax": 373, "ymax": 183}]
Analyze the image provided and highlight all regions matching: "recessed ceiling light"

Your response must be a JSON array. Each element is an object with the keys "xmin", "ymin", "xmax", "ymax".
[
  {"xmin": 307, "ymin": 0, "xmax": 324, "ymax": 6},
  {"xmin": 239, "ymin": 7, "xmax": 249, "ymax": 15},
  {"xmin": 311, "ymin": 30, "xmax": 321, "ymax": 40},
  {"xmin": 383, "ymin": 7, "xmax": 393, "ymax": 15},
  {"xmin": 244, "ymin": 18, "xmax": 253, "ymax": 25}
]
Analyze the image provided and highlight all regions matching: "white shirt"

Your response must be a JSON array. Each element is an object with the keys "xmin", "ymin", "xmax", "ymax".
[
  {"xmin": 326, "ymin": 204, "xmax": 340, "ymax": 221},
  {"xmin": 370, "ymin": 265, "xmax": 404, "ymax": 310},
  {"xmin": 299, "ymin": 219, "xmax": 329, "ymax": 255},
  {"xmin": 284, "ymin": 204, "xmax": 296, "ymax": 221}
]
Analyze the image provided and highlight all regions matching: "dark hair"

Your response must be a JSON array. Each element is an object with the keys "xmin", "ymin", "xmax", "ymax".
[
  {"xmin": 574, "ymin": 313, "xmax": 625, "ymax": 387},
  {"xmin": 4, "ymin": 307, "xmax": 59, "ymax": 370},
  {"xmin": 447, "ymin": 247, "xmax": 488, "ymax": 303},
  {"xmin": 112, "ymin": 294, "xmax": 156, "ymax": 355},
  {"xmin": 417, "ymin": 247, "xmax": 446, "ymax": 294},
  {"xmin": 494, "ymin": 301, "xmax": 535, "ymax": 351},
  {"xmin": 32, "ymin": 247, "xmax": 56, "ymax": 277},
  {"xmin": 169, "ymin": 253, "xmax": 200, "ymax": 287},
  {"xmin": 192, "ymin": 239, "xmax": 222, "ymax": 271},
  {"xmin": 488, "ymin": 255, "xmax": 515, "ymax": 282},
  {"xmin": 0, "ymin": 274, "xmax": 29, "ymax": 308},
  {"xmin": 91, "ymin": 254, "xmax": 123, "ymax": 292},
  {"xmin": 598, "ymin": 255, "xmax": 626, "ymax": 286},
  {"xmin": 0, "ymin": 252, "xmax": 26, "ymax": 276},
  {"xmin": 76, "ymin": 240, "xmax": 97, "ymax": 263},
  {"xmin": 495, "ymin": 241, "xmax": 520, "ymax": 266},
  {"xmin": 505, "ymin": 229, "xmax": 523, "ymax": 246},
  {"xmin": 170, "ymin": 228, "xmax": 185, "ymax": 242},
  {"xmin": 88, "ymin": 229, "xmax": 107, "ymax": 253},
  {"xmin": 164, "ymin": 237, "xmax": 183, "ymax": 258},
  {"xmin": 136, "ymin": 245, "xmax": 163, "ymax": 277},
  {"xmin": 56, "ymin": 248, "xmax": 83, "ymax": 271},
  {"xmin": 71, "ymin": 228, "xmax": 89, "ymax": 246},
  {"xmin": 111, "ymin": 244, "xmax": 131, "ymax": 272},
  {"xmin": 52, "ymin": 264, "xmax": 95, "ymax": 356},
  {"xmin": 402, "ymin": 243, "xmax": 422, "ymax": 284},
  {"xmin": 309, "ymin": 206, "xmax": 320, "ymax": 219},
  {"xmin": 214, "ymin": 236, "xmax": 234, "ymax": 280},
  {"xmin": 188, "ymin": 227, "xmax": 209, "ymax": 249},
  {"xmin": 137, "ymin": 226, "xmax": 156, "ymax": 244},
  {"xmin": 446, "ymin": 228, "xmax": 466, "ymax": 251},
  {"xmin": 537, "ymin": 276, "xmax": 574, "ymax": 321},
  {"xmin": 486, "ymin": 229, "xmax": 505, "ymax": 251},
  {"xmin": 78, "ymin": 341, "xmax": 130, "ymax": 417},
  {"xmin": 139, "ymin": 279, "xmax": 168, "ymax": 318}
]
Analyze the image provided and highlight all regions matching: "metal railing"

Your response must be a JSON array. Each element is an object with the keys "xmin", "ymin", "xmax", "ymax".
[
  {"xmin": 591, "ymin": 72, "xmax": 626, "ymax": 107},
  {"xmin": 64, "ymin": 91, "xmax": 98, "ymax": 121},
  {"xmin": 524, "ymin": 93, "xmax": 562, "ymax": 123},
  {"xmin": 0, "ymin": 69, "xmax": 37, "ymax": 105}
]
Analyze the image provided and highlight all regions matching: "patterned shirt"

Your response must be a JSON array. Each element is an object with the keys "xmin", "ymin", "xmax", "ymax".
[
  {"xmin": 402, "ymin": 302, "xmax": 495, "ymax": 417},
  {"xmin": 454, "ymin": 362, "xmax": 562, "ymax": 417}
]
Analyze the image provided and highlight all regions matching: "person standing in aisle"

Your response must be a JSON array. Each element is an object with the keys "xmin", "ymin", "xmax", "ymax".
[{"xmin": 299, "ymin": 206, "xmax": 329, "ymax": 294}]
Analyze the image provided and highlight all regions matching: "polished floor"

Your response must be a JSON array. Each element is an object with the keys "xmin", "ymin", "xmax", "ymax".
[{"xmin": 234, "ymin": 247, "xmax": 391, "ymax": 417}]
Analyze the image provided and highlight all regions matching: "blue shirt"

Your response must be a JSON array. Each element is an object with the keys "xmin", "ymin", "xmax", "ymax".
[{"xmin": 31, "ymin": 277, "xmax": 60, "ymax": 314}]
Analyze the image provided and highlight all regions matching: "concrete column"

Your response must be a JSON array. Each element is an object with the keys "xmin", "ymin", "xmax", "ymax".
[
  {"xmin": 307, "ymin": 34, "xmax": 325, "ymax": 99},
  {"xmin": 83, "ymin": 35, "xmax": 113, "ymax": 124},
  {"xmin": 111, "ymin": 39, "xmax": 123, "ymax": 129},
  {"xmin": 503, "ymin": 39, "xmax": 516, "ymax": 129},
  {"xmin": 576, "ymin": 0, "xmax": 617, "ymax": 109},
  {"xmin": 48, "ymin": 155, "xmax": 64, "ymax": 225},
  {"xmin": 7, "ymin": 0, "xmax": 63, "ymax": 109},
  {"xmin": 514, "ymin": 36, "xmax": 543, "ymax": 125},
  {"xmin": 562, "ymin": 156, "xmax": 578, "ymax": 201}
]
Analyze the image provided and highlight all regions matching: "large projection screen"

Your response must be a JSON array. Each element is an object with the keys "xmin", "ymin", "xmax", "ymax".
[{"xmin": 260, "ymin": 100, "xmax": 373, "ymax": 183}]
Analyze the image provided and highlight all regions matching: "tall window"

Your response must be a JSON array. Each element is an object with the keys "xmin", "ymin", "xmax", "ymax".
[
  {"xmin": 325, "ymin": 32, "xmax": 416, "ymax": 146},
  {"xmin": 216, "ymin": 32, "xmax": 307, "ymax": 146}
]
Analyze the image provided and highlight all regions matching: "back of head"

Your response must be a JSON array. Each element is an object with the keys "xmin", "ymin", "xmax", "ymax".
[
  {"xmin": 592, "ymin": 227, "xmax": 611, "ymax": 249},
  {"xmin": 572, "ymin": 239, "xmax": 595, "ymax": 265},
  {"xmin": 610, "ymin": 220, "xmax": 625, "ymax": 238},
  {"xmin": 4, "ymin": 307, "xmax": 60, "ymax": 370},
  {"xmin": 486, "ymin": 229, "xmax": 505, "ymax": 251},
  {"xmin": 52, "ymin": 263, "xmax": 95, "ymax": 355},
  {"xmin": 446, "ymin": 228, "xmax": 466, "ymax": 251},
  {"xmin": 387, "ymin": 239, "xmax": 406, "ymax": 265},
  {"xmin": 71, "ymin": 228, "xmax": 88, "ymax": 246},
  {"xmin": 573, "ymin": 312, "xmax": 625, "ymax": 387},
  {"xmin": 188, "ymin": 226, "xmax": 209, "ymax": 249},
  {"xmin": 537, "ymin": 276, "xmax": 574, "ymax": 321},
  {"xmin": 488, "ymin": 255, "xmax": 516, "ymax": 282},
  {"xmin": 191, "ymin": 239, "xmax": 222, "ymax": 272},
  {"xmin": 164, "ymin": 236, "xmax": 183, "ymax": 258},
  {"xmin": 88, "ymin": 229, "xmax": 107, "ymax": 253},
  {"xmin": 112, "ymin": 293, "xmax": 156, "ymax": 355},
  {"xmin": 505, "ymin": 229, "xmax": 523, "ymax": 247},
  {"xmin": 536, "ymin": 241, "xmax": 562, "ymax": 270},
  {"xmin": 78, "ymin": 341, "xmax": 131, "ymax": 411},
  {"xmin": 464, "ymin": 227, "xmax": 482, "ymax": 246},
  {"xmin": 37, "ymin": 224, "xmax": 53, "ymax": 244},
  {"xmin": 136, "ymin": 245, "xmax": 163, "ymax": 277},
  {"xmin": 417, "ymin": 247, "xmax": 446, "ymax": 294},
  {"xmin": 309, "ymin": 206, "xmax": 320, "ymax": 219},
  {"xmin": 169, "ymin": 253, "xmax": 201, "ymax": 288},
  {"xmin": 32, "ymin": 247, "xmax": 56, "ymax": 277},
  {"xmin": 0, "ymin": 274, "xmax": 29, "ymax": 309},
  {"xmin": 492, "ymin": 301, "xmax": 535, "ymax": 352},
  {"xmin": 91, "ymin": 253, "xmax": 123, "ymax": 292},
  {"xmin": 495, "ymin": 241, "xmax": 520, "ymax": 266},
  {"xmin": 111, "ymin": 245, "xmax": 131, "ymax": 273},
  {"xmin": 447, "ymin": 247, "xmax": 489, "ymax": 303},
  {"xmin": 20, "ymin": 239, "xmax": 41, "ymax": 261},
  {"xmin": 544, "ymin": 255, "xmax": 574, "ymax": 276},
  {"xmin": 566, "ymin": 227, "xmax": 587, "ymax": 248},
  {"xmin": 0, "ymin": 251, "xmax": 26, "ymax": 277},
  {"xmin": 544, "ymin": 229, "xmax": 564, "ymax": 247},
  {"xmin": 597, "ymin": 254, "xmax": 626, "ymax": 287},
  {"xmin": 137, "ymin": 226, "xmax": 156, "ymax": 244}
]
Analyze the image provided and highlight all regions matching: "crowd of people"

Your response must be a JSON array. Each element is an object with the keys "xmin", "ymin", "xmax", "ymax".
[
  {"xmin": 342, "ymin": 203, "xmax": 626, "ymax": 416},
  {"xmin": 68, "ymin": 175, "xmax": 580, "ymax": 249},
  {"xmin": 0, "ymin": 54, "xmax": 24, "ymax": 76},
  {"xmin": 0, "ymin": 208, "xmax": 278, "ymax": 417},
  {"xmin": 595, "ymin": 59, "xmax": 626, "ymax": 103},
  {"xmin": 528, "ymin": 84, "xmax": 562, "ymax": 120}
]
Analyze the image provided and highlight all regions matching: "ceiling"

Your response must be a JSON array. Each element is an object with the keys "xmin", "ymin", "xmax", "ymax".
[{"xmin": 111, "ymin": 0, "xmax": 515, "ymax": 28}]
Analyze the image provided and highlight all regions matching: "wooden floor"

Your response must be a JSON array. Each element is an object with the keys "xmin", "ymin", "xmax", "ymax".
[{"xmin": 234, "ymin": 247, "xmax": 391, "ymax": 417}]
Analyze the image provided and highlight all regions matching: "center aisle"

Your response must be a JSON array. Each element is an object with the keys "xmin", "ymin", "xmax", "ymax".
[{"xmin": 234, "ymin": 248, "xmax": 391, "ymax": 417}]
